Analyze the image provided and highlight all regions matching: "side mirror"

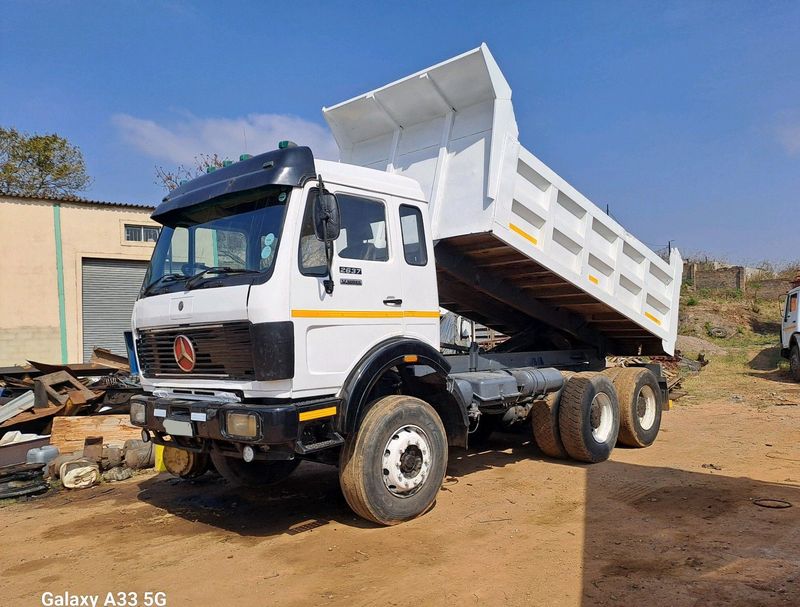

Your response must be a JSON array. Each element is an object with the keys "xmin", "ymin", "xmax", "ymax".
[{"xmin": 313, "ymin": 191, "xmax": 341, "ymax": 243}]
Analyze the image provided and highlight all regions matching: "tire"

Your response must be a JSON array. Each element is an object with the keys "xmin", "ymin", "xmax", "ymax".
[
  {"xmin": 558, "ymin": 372, "xmax": 620, "ymax": 463},
  {"xmin": 601, "ymin": 367, "xmax": 624, "ymax": 383},
  {"xmin": 339, "ymin": 395, "xmax": 448, "ymax": 526},
  {"xmin": 791, "ymin": 345, "xmax": 800, "ymax": 382},
  {"xmin": 609, "ymin": 367, "xmax": 663, "ymax": 448},
  {"xmin": 162, "ymin": 446, "xmax": 210, "ymax": 479},
  {"xmin": 530, "ymin": 371, "xmax": 574, "ymax": 459},
  {"xmin": 210, "ymin": 452, "xmax": 300, "ymax": 488}
]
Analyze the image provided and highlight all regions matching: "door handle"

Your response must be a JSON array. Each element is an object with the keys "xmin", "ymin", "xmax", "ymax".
[{"xmin": 383, "ymin": 297, "xmax": 403, "ymax": 306}]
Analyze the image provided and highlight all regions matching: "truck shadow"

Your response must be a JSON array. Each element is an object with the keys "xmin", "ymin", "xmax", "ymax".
[
  {"xmin": 136, "ymin": 460, "xmax": 367, "ymax": 536},
  {"xmin": 748, "ymin": 346, "xmax": 783, "ymax": 371},
  {"xmin": 745, "ymin": 346, "xmax": 798, "ymax": 386},
  {"xmin": 134, "ymin": 430, "xmax": 571, "ymax": 536},
  {"xmin": 579, "ymin": 460, "xmax": 800, "ymax": 606},
  {"xmin": 133, "ymin": 436, "xmax": 800, "ymax": 604}
]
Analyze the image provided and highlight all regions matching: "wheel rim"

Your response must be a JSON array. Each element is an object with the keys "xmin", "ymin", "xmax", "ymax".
[
  {"xmin": 382, "ymin": 425, "xmax": 431, "ymax": 498},
  {"xmin": 589, "ymin": 392, "xmax": 614, "ymax": 443},
  {"xmin": 636, "ymin": 385, "xmax": 657, "ymax": 430}
]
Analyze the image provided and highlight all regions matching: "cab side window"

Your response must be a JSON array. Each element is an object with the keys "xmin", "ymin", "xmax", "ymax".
[
  {"xmin": 336, "ymin": 194, "xmax": 388, "ymax": 262},
  {"xmin": 399, "ymin": 205, "xmax": 428, "ymax": 266},
  {"xmin": 787, "ymin": 293, "xmax": 798, "ymax": 320},
  {"xmin": 298, "ymin": 189, "xmax": 327, "ymax": 276}
]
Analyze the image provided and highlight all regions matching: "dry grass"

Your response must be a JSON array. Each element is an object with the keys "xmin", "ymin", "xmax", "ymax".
[{"xmin": 676, "ymin": 286, "xmax": 796, "ymax": 408}]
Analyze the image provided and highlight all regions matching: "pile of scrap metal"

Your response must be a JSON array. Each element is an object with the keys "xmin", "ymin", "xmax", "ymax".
[{"xmin": 0, "ymin": 348, "xmax": 145, "ymax": 495}]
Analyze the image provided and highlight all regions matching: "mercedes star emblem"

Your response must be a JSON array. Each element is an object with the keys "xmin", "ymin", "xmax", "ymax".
[{"xmin": 173, "ymin": 335, "xmax": 196, "ymax": 372}]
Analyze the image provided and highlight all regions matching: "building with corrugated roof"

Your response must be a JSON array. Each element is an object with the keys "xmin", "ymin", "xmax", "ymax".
[{"xmin": 0, "ymin": 192, "xmax": 157, "ymax": 365}]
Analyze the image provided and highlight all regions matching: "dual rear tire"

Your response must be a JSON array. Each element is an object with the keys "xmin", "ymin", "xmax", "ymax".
[
  {"xmin": 558, "ymin": 373, "xmax": 620, "ymax": 463},
  {"xmin": 607, "ymin": 367, "xmax": 663, "ymax": 447},
  {"xmin": 531, "ymin": 367, "xmax": 663, "ymax": 463}
]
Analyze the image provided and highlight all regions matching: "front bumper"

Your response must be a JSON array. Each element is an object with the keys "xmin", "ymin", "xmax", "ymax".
[{"xmin": 130, "ymin": 394, "xmax": 339, "ymax": 457}]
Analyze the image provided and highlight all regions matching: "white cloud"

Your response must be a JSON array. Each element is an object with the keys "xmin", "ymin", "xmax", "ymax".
[{"xmin": 112, "ymin": 112, "xmax": 339, "ymax": 166}]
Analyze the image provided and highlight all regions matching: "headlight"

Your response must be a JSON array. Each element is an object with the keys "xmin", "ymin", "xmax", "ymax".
[
  {"xmin": 130, "ymin": 401, "xmax": 147, "ymax": 425},
  {"xmin": 226, "ymin": 412, "xmax": 259, "ymax": 438}
]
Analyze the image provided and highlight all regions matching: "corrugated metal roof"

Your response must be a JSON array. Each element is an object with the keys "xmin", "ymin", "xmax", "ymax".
[{"xmin": 0, "ymin": 191, "xmax": 155, "ymax": 210}]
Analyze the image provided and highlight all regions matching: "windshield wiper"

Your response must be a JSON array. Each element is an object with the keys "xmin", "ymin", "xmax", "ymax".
[
  {"xmin": 185, "ymin": 267, "xmax": 261, "ymax": 290},
  {"xmin": 142, "ymin": 273, "xmax": 186, "ymax": 296}
]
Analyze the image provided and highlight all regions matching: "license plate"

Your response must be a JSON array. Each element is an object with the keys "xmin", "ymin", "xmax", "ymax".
[{"xmin": 163, "ymin": 419, "xmax": 193, "ymax": 437}]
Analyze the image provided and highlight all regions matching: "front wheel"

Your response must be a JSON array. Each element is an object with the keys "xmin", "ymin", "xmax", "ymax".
[
  {"xmin": 210, "ymin": 453, "xmax": 300, "ymax": 488},
  {"xmin": 790, "ymin": 345, "xmax": 800, "ymax": 382},
  {"xmin": 339, "ymin": 395, "xmax": 448, "ymax": 526}
]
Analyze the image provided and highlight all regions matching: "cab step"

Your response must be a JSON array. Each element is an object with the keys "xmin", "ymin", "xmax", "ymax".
[{"xmin": 295, "ymin": 433, "xmax": 345, "ymax": 454}]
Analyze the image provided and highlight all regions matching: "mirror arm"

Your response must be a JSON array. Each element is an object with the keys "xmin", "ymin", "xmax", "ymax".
[
  {"xmin": 323, "ymin": 240, "xmax": 335, "ymax": 295},
  {"xmin": 318, "ymin": 174, "xmax": 335, "ymax": 295}
]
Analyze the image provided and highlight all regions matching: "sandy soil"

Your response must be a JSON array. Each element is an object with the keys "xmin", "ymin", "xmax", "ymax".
[
  {"xmin": 2, "ymin": 346, "xmax": 799, "ymax": 607},
  {"xmin": 676, "ymin": 335, "xmax": 728, "ymax": 355}
]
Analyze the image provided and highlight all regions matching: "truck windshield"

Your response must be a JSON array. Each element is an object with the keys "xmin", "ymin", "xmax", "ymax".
[{"xmin": 142, "ymin": 186, "xmax": 291, "ymax": 296}]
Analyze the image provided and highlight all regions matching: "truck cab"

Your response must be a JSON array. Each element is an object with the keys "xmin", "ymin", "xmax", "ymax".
[
  {"xmin": 131, "ymin": 145, "xmax": 442, "ymax": 451},
  {"xmin": 781, "ymin": 286, "xmax": 800, "ymax": 380}
]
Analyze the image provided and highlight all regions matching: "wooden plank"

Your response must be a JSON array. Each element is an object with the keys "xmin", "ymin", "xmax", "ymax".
[{"xmin": 50, "ymin": 415, "xmax": 141, "ymax": 455}]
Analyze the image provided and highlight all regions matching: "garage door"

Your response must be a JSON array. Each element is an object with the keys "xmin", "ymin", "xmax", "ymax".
[{"xmin": 82, "ymin": 258, "xmax": 149, "ymax": 361}]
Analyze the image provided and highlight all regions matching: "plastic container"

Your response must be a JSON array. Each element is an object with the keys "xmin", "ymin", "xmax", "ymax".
[{"xmin": 26, "ymin": 445, "xmax": 59, "ymax": 467}]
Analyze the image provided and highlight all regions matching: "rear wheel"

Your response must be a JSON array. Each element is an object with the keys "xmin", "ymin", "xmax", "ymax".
[
  {"xmin": 210, "ymin": 453, "xmax": 300, "ymax": 487},
  {"xmin": 558, "ymin": 372, "xmax": 620, "ymax": 463},
  {"xmin": 609, "ymin": 367, "xmax": 662, "ymax": 447},
  {"xmin": 339, "ymin": 395, "xmax": 447, "ymax": 526},
  {"xmin": 790, "ymin": 345, "xmax": 800, "ymax": 382},
  {"xmin": 530, "ymin": 371, "xmax": 574, "ymax": 458}
]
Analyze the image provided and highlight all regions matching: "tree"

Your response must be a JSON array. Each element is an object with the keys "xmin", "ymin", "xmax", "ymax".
[
  {"xmin": 0, "ymin": 127, "xmax": 91, "ymax": 197},
  {"xmin": 155, "ymin": 153, "xmax": 226, "ymax": 191}
]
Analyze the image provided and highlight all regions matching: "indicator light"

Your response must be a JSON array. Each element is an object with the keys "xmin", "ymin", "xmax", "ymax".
[{"xmin": 227, "ymin": 411, "xmax": 258, "ymax": 438}]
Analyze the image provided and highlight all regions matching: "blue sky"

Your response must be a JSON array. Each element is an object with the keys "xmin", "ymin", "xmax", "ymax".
[{"xmin": 2, "ymin": 1, "xmax": 799, "ymax": 264}]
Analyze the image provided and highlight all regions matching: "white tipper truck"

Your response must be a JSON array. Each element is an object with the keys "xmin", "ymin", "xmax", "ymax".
[{"xmin": 130, "ymin": 45, "xmax": 683, "ymax": 525}]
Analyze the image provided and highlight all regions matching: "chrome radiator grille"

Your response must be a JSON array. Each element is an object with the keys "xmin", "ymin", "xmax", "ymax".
[{"xmin": 136, "ymin": 322, "xmax": 255, "ymax": 380}]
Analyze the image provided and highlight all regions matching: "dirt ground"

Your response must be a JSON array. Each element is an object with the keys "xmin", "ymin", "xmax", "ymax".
[{"xmin": 2, "ymin": 345, "xmax": 799, "ymax": 607}]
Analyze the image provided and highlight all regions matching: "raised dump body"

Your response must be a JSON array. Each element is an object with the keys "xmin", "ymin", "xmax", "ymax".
[{"xmin": 323, "ymin": 44, "xmax": 682, "ymax": 356}]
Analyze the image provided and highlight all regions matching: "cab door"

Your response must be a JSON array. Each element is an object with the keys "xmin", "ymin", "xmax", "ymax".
[
  {"xmin": 396, "ymin": 201, "xmax": 440, "ymax": 348},
  {"xmin": 291, "ymin": 186, "xmax": 404, "ymax": 396}
]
